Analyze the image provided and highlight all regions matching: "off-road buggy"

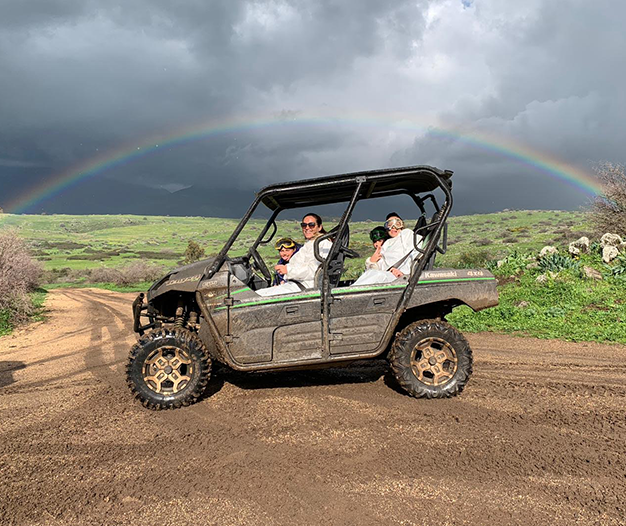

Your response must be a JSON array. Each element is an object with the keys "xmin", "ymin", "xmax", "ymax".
[{"xmin": 127, "ymin": 165, "xmax": 499, "ymax": 409}]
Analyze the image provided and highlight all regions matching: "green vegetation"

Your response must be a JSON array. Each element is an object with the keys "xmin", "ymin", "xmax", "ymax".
[
  {"xmin": 448, "ymin": 253, "xmax": 626, "ymax": 343},
  {"xmin": 4, "ymin": 208, "xmax": 625, "ymax": 344},
  {"xmin": 0, "ymin": 210, "xmax": 591, "ymax": 277},
  {"xmin": 0, "ymin": 290, "xmax": 47, "ymax": 336}
]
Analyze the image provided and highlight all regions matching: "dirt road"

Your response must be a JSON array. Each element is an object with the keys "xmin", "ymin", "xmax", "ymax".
[{"xmin": 0, "ymin": 288, "xmax": 624, "ymax": 526}]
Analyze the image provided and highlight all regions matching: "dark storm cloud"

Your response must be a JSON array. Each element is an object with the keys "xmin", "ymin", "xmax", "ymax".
[
  {"xmin": 393, "ymin": 0, "xmax": 626, "ymax": 213},
  {"xmin": 0, "ymin": 0, "xmax": 430, "ymax": 214},
  {"xmin": 0, "ymin": 0, "xmax": 623, "ymax": 216}
]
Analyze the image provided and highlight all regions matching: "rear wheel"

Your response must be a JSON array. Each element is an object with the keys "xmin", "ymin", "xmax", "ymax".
[
  {"xmin": 389, "ymin": 319, "xmax": 472, "ymax": 398},
  {"xmin": 126, "ymin": 328, "xmax": 211, "ymax": 410}
]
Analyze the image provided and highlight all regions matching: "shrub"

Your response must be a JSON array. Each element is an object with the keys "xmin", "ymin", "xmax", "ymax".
[
  {"xmin": 184, "ymin": 240, "xmax": 205, "ymax": 264},
  {"xmin": 610, "ymin": 255, "xmax": 626, "ymax": 276},
  {"xmin": 89, "ymin": 262, "xmax": 166, "ymax": 286},
  {"xmin": 538, "ymin": 253, "xmax": 580, "ymax": 273},
  {"xmin": 590, "ymin": 161, "xmax": 626, "ymax": 236},
  {"xmin": 0, "ymin": 230, "xmax": 43, "ymax": 325},
  {"xmin": 120, "ymin": 261, "xmax": 166, "ymax": 284}
]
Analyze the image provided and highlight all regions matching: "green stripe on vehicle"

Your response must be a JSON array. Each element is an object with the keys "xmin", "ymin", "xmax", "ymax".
[{"xmin": 213, "ymin": 277, "xmax": 495, "ymax": 311}]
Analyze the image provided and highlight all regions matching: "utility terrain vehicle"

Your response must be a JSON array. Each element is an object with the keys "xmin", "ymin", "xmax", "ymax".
[{"xmin": 127, "ymin": 165, "xmax": 498, "ymax": 409}]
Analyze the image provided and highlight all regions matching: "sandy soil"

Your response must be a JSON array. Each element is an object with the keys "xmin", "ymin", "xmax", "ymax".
[{"xmin": 0, "ymin": 288, "xmax": 625, "ymax": 526}]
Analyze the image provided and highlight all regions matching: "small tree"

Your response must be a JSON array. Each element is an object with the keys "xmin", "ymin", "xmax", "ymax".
[
  {"xmin": 590, "ymin": 162, "xmax": 626, "ymax": 236},
  {"xmin": 183, "ymin": 240, "xmax": 205, "ymax": 264}
]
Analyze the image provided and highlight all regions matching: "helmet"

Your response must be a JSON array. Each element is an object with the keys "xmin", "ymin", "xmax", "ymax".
[{"xmin": 369, "ymin": 226, "xmax": 387, "ymax": 243}]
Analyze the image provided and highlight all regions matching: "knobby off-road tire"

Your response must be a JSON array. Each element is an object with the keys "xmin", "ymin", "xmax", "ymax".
[
  {"xmin": 126, "ymin": 327, "xmax": 211, "ymax": 410},
  {"xmin": 389, "ymin": 319, "xmax": 472, "ymax": 399}
]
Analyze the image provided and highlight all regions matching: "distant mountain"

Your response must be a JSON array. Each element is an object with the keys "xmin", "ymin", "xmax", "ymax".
[{"xmin": 22, "ymin": 178, "xmax": 255, "ymax": 218}]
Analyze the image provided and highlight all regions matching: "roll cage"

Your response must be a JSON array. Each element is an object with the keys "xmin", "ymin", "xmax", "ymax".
[{"xmin": 201, "ymin": 165, "xmax": 452, "ymax": 338}]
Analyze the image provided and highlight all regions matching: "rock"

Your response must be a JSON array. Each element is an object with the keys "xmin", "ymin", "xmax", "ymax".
[
  {"xmin": 539, "ymin": 246, "xmax": 558, "ymax": 257},
  {"xmin": 526, "ymin": 262, "xmax": 540, "ymax": 270},
  {"xmin": 516, "ymin": 301, "xmax": 530, "ymax": 308},
  {"xmin": 536, "ymin": 274, "xmax": 548, "ymax": 284},
  {"xmin": 569, "ymin": 236, "xmax": 590, "ymax": 256},
  {"xmin": 583, "ymin": 266, "xmax": 603, "ymax": 280},
  {"xmin": 600, "ymin": 233, "xmax": 623, "ymax": 248},
  {"xmin": 603, "ymin": 245, "xmax": 620, "ymax": 263}
]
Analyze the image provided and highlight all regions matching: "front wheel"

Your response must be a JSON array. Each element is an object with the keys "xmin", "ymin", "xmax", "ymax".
[
  {"xmin": 389, "ymin": 319, "xmax": 472, "ymax": 398},
  {"xmin": 126, "ymin": 328, "xmax": 211, "ymax": 410}
]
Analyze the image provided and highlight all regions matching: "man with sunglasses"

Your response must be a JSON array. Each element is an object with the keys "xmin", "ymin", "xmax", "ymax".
[{"xmin": 257, "ymin": 213, "xmax": 332, "ymax": 296}]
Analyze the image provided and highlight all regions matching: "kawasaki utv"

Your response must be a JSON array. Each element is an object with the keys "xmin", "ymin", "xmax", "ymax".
[{"xmin": 127, "ymin": 165, "xmax": 498, "ymax": 409}]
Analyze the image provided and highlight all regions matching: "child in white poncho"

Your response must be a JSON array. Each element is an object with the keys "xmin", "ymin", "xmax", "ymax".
[{"xmin": 353, "ymin": 214, "xmax": 422, "ymax": 286}]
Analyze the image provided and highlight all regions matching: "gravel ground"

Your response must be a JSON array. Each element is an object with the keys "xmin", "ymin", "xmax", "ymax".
[{"xmin": 1, "ymin": 288, "xmax": 624, "ymax": 526}]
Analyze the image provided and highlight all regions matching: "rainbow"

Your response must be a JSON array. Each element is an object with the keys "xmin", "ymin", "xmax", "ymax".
[{"xmin": 6, "ymin": 110, "xmax": 602, "ymax": 213}]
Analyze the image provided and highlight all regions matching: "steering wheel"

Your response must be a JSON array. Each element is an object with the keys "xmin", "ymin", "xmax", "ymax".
[{"xmin": 248, "ymin": 247, "xmax": 273, "ymax": 283}]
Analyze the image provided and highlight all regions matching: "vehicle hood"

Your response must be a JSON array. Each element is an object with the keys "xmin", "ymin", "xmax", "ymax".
[{"xmin": 147, "ymin": 257, "xmax": 216, "ymax": 300}]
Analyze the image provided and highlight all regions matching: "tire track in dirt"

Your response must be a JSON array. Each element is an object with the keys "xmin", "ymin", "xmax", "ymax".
[{"xmin": 1, "ymin": 289, "xmax": 625, "ymax": 526}]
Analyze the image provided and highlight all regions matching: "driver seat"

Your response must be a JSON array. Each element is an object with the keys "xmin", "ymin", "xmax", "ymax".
[{"xmin": 314, "ymin": 224, "xmax": 350, "ymax": 289}]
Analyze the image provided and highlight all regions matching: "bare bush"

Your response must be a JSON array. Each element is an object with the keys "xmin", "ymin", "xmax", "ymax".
[
  {"xmin": 119, "ymin": 261, "xmax": 166, "ymax": 284},
  {"xmin": 89, "ymin": 261, "xmax": 166, "ymax": 286},
  {"xmin": 0, "ymin": 230, "xmax": 43, "ymax": 323},
  {"xmin": 590, "ymin": 162, "xmax": 626, "ymax": 236},
  {"xmin": 89, "ymin": 267, "xmax": 124, "ymax": 284}
]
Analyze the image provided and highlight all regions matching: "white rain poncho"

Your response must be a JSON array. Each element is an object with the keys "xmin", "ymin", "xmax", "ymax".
[
  {"xmin": 354, "ymin": 228, "xmax": 422, "ymax": 286},
  {"xmin": 256, "ymin": 237, "xmax": 332, "ymax": 296}
]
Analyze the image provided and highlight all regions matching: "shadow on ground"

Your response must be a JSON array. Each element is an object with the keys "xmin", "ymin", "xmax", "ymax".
[
  {"xmin": 0, "ymin": 361, "xmax": 26, "ymax": 388},
  {"xmin": 199, "ymin": 358, "xmax": 404, "ymax": 401}
]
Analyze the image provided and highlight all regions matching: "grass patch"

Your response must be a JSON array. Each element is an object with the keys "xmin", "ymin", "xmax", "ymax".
[{"xmin": 448, "ymin": 256, "xmax": 626, "ymax": 344}]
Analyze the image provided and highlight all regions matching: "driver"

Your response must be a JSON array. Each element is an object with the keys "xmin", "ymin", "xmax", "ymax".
[{"xmin": 256, "ymin": 213, "xmax": 332, "ymax": 296}]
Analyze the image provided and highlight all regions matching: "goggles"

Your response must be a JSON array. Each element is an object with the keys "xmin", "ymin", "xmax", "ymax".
[
  {"xmin": 384, "ymin": 218, "xmax": 404, "ymax": 230},
  {"xmin": 274, "ymin": 237, "xmax": 296, "ymax": 250}
]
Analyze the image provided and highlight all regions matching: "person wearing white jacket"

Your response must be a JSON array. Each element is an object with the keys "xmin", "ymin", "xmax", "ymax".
[
  {"xmin": 354, "ymin": 213, "xmax": 422, "ymax": 286},
  {"xmin": 257, "ymin": 213, "xmax": 332, "ymax": 296}
]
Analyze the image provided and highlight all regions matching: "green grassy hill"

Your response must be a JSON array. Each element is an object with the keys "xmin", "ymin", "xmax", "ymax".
[
  {"xmin": 0, "ymin": 209, "xmax": 591, "ymax": 276},
  {"xmin": 4, "ymin": 209, "xmax": 625, "ymax": 344}
]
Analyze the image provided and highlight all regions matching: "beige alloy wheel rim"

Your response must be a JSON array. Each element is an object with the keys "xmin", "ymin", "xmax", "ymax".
[
  {"xmin": 410, "ymin": 337, "xmax": 458, "ymax": 386},
  {"xmin": 143, "ymin": 346, "xmax": 193, "ymax": 395}
]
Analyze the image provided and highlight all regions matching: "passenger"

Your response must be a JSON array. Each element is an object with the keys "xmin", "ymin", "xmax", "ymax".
[
  {"xmin": 272, "ymin": 237, "xmax": 301, "ymax": 285},
  {"xmin": 365, "ymin": 226, "xmax": 388, "ymax": 270},
  {"xmin": 353, "ymin": 212, "xmax": 422, "ymax": 286},
  {"xmin": 256, "ymin": 213, "xmax": 332, "ymax": 296}
]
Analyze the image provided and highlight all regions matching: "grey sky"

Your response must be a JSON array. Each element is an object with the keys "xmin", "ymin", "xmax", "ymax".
[{"xmin": 0, "ymin": 0, "xmax": 623, "ymax": 216}]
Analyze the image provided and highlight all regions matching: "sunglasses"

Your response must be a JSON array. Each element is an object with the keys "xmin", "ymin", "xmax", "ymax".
[
  {"xmin": 274, "ymin": 238, "xmax": 296, "ymax": 250},
  {"xmin": 300, "ymin": 221, "xmax": 317, "ymax": 228}
]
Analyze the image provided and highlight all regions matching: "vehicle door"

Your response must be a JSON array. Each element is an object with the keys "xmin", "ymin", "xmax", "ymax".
[
  {"xmin": 226, "ymin": 287, "xmax": 324, "ymax": 365},
  {"xmin": 328, "ymin": 284, "xmax": 400, "ymax": 355}
]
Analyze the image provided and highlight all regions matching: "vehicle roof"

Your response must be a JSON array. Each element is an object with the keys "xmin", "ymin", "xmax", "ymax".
[{"xmin": 257, "ymin": 165, "xmax": 453, "ymax": 210}]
